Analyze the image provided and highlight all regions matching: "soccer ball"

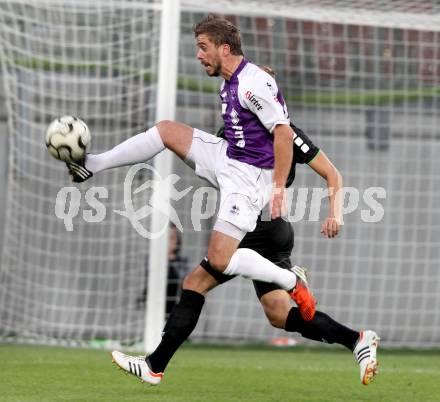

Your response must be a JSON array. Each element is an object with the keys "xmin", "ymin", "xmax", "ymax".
[{"xmin": 45, "ymin": 115, "xmax": 91, "ymax": 163}]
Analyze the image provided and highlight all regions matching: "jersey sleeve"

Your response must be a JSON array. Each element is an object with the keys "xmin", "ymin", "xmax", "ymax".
[
  {"xmin": 291, "ymin": 124, "xmax": 320, "ymax": 164},
  {"xmin": 285, "ymin": 125, "xmax": 320, "ymax": 187},
  {"xmin": 238, "ymin": 73, "xmax": 290, "ymax": 133}
]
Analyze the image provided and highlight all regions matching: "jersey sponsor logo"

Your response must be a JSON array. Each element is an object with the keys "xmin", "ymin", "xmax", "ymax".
[{"xmin": 244, "ymin": 90, "xmax": 263, "ymax": 111}]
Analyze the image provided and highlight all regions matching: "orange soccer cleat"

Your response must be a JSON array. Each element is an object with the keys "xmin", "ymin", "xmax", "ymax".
[{"xmin": 289, "ymin": 265, "xmax": 317, "ymax": 321}]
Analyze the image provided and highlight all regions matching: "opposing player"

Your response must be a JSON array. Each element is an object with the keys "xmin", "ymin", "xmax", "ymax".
[{"xmin": 68, "ymin": 14, "xmax": 317, "ymax": 317}]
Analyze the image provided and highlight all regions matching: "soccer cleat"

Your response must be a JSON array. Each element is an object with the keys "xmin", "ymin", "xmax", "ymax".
[
  {"xmin": 289, "ymin": 265, "xmax": 316, "ymax": 321},
  {"xmin": 66, "ymin": 158, "xmax": 93, "ymax": 183},
  {"xmin": 111, "ymin": 351, "xmax": 163, "ymax": 385},
  {"xmin": 353, "ymin": 330, "xmax": 380, "ymax": 385}
]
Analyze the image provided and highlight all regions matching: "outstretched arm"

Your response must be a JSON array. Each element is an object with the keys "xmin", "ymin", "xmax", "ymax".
[{"xmin": 307, "ymin": 151, "xmax": 343, "ymax": 238}]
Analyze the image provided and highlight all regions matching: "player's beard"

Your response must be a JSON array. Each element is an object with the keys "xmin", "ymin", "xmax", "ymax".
[
  {"xmin": 206, "ymin": 58, "xmax": 222, "ymax": 77},
  {"xmin": 210, "ymin": 61, "xmax": 221, "ymax": 77}
]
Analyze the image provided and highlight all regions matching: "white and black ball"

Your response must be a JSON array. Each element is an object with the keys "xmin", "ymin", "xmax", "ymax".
[{"xmin": 45, "ymin": 115, "xmax": 91, "ymax": 163}]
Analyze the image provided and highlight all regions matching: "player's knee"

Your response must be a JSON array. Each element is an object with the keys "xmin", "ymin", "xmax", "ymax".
[
  {"xmin": 261, "ymin": 295, "xmax": 291, "ymax": 329},
  {"xmin": 206, "ymin": 252, "xmax": 229, "ymax": 272},
  {"xmin": 156, "ymin": 120, "xmax": 177, "ymax": 144}
]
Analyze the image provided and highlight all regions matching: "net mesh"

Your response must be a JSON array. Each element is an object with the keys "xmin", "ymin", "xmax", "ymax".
[
  {"xmin": 183, "ymin": 0, "xmax": 440, "ymax": 31},
  {"xmin": 0, "ymin": 0, "xmax": 162, "ymax": 346},
  {"xmin": 0, "ymin": 0, "xmax": 439, "ymax": 348},
  {"xmin": 177, "ymin": 1, "xmax": 440, "ymax": 347}
]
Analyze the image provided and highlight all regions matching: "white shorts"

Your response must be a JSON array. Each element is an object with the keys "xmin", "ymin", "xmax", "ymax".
[{"xmin": 185, "ymin": 129, "xmax": 273, "ymax": 236}]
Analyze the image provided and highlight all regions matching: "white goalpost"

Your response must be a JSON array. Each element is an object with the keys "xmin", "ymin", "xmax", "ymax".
[
  {"xmin": 144, "ymin": 0, "xmax": 180, "ymax": 354},
  {"xmin": 0, "ymin": 0, "xmax": 439, "ymax": 350}
]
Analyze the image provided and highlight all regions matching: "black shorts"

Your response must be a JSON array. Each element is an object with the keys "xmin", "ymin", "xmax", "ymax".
[{"xmin": 202, "ymin": 217, "xmax": 294, "ymax": 299}]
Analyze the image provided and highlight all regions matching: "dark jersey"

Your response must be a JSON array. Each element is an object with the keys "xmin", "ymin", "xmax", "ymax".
[
  {"xmin": 239, "ymin": 123, "xmax": 319, "ymax": 252},
  {"xmin": 285, "ymin": 124, "xmax": 320, "ymax": 187},
  {"xmin": 239, "ymin": 216, "xmax": 294, "ymax": 261}
]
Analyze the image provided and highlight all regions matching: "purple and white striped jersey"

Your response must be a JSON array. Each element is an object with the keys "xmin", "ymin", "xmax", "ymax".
[{"xmin": 219, "ymin": 59, "xmax": 290, "ymax": 168}]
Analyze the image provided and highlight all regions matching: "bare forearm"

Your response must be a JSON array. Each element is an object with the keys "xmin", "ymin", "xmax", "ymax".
[
  {"xmin": 273, "ymin": 125, "xmax": 293, "ymax": 188},
  {"xmin": 308, "ymin": 151, "xmax": 343, "ymax": 237},
  {"xmin": 327, "ymin": 169, "xmax": 343, "ymax": 221}
]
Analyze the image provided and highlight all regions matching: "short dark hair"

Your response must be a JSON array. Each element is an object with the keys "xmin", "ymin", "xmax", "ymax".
[{"xmin": 193, "ymin": 14, "xmax": 243, "ymax": 56}]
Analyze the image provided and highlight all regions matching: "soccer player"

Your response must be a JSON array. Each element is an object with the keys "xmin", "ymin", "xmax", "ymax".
[
  {"xmin": 68, "ymin": 15, "xmax": 317, "ymax": 318},
  {"xmin": 111, "ymin": 121, "xmax": 380, "ymax": 387},
  {"xmin": 66, "ymin": 14, "xmax": 378, "ymax": 385}
]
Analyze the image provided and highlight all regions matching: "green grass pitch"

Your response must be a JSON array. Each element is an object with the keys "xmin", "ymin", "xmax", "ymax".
[{"xmin": 0, "ymin": 344, "xmax": 439, "ymax": 402}]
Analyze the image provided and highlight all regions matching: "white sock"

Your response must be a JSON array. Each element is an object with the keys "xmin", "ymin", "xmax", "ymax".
[
  {"xmin": 85, "ymin": 126, "xmax": 164, "ymax": 173},
  {"xmin": 223, "ymin": 248, "xmax": 297, "ymax": 290}
]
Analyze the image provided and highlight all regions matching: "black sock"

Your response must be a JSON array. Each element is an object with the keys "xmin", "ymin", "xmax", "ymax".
[
  {"xmin": 147, "ymin": 289, "xmax": 205, "ymax": 373},
  {"xmin": 284, "ymin": 308, "xmax": 359, "ymax": 351}
]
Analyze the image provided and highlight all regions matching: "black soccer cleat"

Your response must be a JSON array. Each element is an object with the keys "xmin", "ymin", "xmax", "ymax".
[{"xmin": 66, "ymin": 158, "xmax": 93, "ymax": 183}]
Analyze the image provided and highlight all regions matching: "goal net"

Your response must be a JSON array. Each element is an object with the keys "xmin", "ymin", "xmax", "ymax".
[
  {"xmin": 179, "ymin": 0, "xmax": 440, "ymax": 348},
  {"xmin": 0, "ymin": 0, "xmax": 439, "ymax": 349},
  {"xmin": 0, "ymin": 0, "xmax": 165, "ymax": 347}
]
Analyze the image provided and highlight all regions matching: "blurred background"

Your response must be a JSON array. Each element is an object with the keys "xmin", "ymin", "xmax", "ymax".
[{"xmin": 0, "ymin": 0, "xmax": 439, "ymax": 350}]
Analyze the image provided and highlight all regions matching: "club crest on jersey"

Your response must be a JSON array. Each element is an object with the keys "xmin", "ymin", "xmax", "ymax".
[
  {"xmin": 230, "ymin": 205, "xmax": 240, "ymax": 215},
  {"xmin": 244, "ymin": 91, "xmax": 263, "ymax": 111}
]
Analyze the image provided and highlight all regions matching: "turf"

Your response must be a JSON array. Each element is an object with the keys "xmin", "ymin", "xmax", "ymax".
[{"xmin": 0, "ymin": 344, "xmax": 439, "ymax": 402}]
